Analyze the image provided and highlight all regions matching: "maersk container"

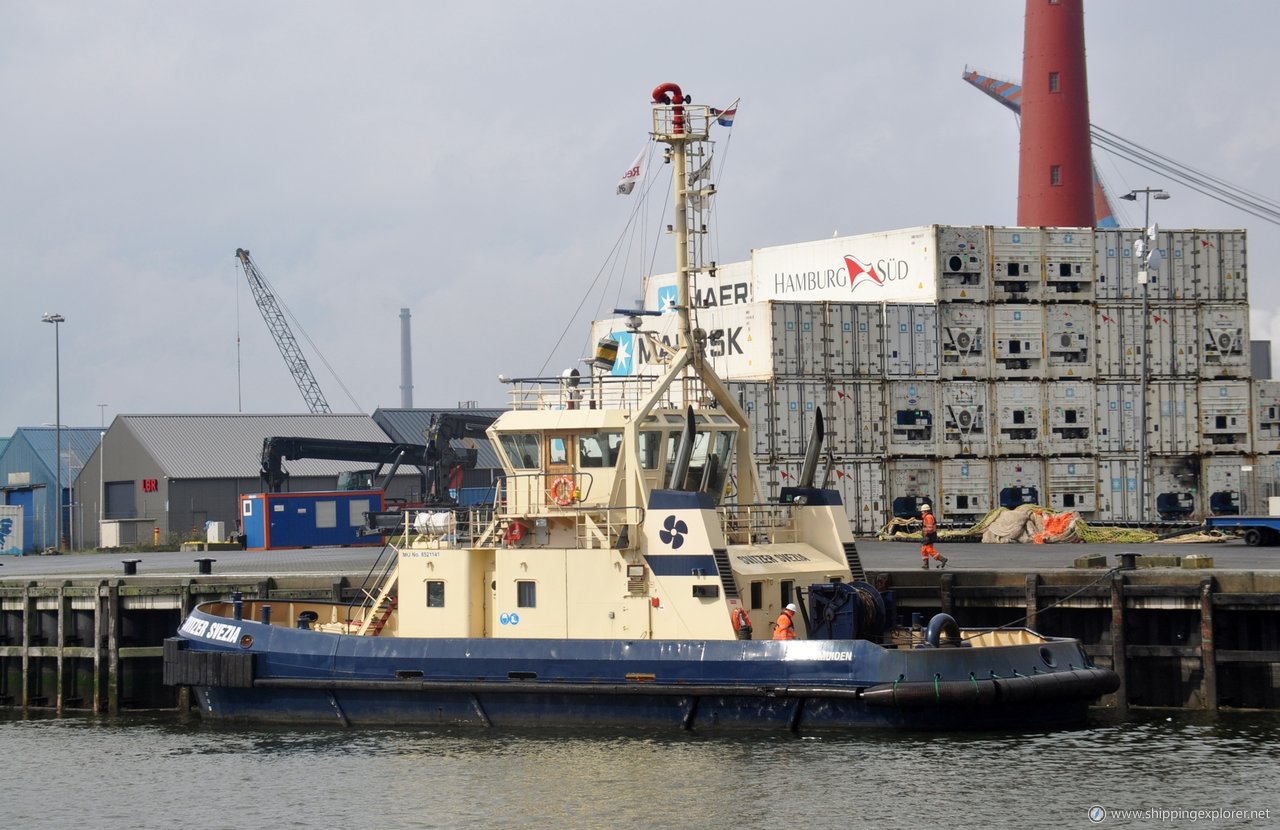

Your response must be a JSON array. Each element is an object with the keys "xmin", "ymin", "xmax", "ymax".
[
  {"xmin": 828, "ymin": 302, "xmax": 885, "ymax": 377},
  {"xmin": 1043, "ymin": 228, "xmax": 1095, "ymax": 299},
  {"xmin": 886, "ymin": 380, "xmax": 939, "ymax": 456},
  {"xmin": 938, "ymin": 302, "xmax": 990, "ymax": 379},
  {"xmin": 993, "ymin": 381, "xmax": 1043, "ymax": 456},
  {"xmin": 1044, "ymin": 303, "xmax": 1095, "ymax": 379},
  {"xmin": 769, "ymin": 302, "xmax": 826, "ymax": 376},
  {"xmin": 887, "ymin": 457, "xmax": 938, "ymax": 519},
  {"xmin": 1200, "ymin": 454, "xmax": 1250, "ymax": 516},
  {"xmin": 1198, "ymin": 380, "xmax": 1251, "ymax": 452},
  {"xmin": 1096, "ymin": 455, "xmax": 1142, "ymax": 522},
  {"xmin": 827, "ymin": 379, "xmax": 887, "ymax": 456},
  {"xmin": 991, "ymin": 305, "xmax": 1044, "ymax": 379},
  {"xmin": 642, "ymin": 259, "xmax": 753, "ymax": 312},
  {"xmin": 1253, "ymin": 380, "xmax": 1280, "ymax": 454},
  {"xmin": 990, "ymin": 227, "xmax": 1044, "ymax": 302},
  {"xmin": 752, "ymin": 226, "xmax": 939, "ymax": 305},
  {"xmin": 1148, "ymin": 381, "xmax": 1200, "ymax": 455},
  {"xmin": 771, "ymin": 379, "xmax": 824, "ymax": 456},
  {"xmin": 1047, "ymin": 458, "xmax": 1097, "ymax": 515},
  {"xmin": 590, "ymin": 300, "xmax": 773, "ymax": 381},
  {"xmin": 1094, "ymin": 230, "xmax": 1138, "ymax": 301},
  {"xmin": 1046, "ymin": 380, "xmax": 1095, "ymax": 455},
  {"xmin": 940, "ymin": 380, "xmax": 989, "ymax": 457},
  {"xmin": 1096, "ymin": 381, "xmax": 1141, "ymax": 454},
  {"xmin": 884, "ymin": 303, "xmax": 939, "ymax": 377},
  {"xmin": 994, "ymin": 458, "xmax": 1045, "ymax": 509},
  {"xmin": 1151, "ymin": 455, "xmax": 1200, "ymax": 520},
  {"xmin": 937, "ymin": 225, "xmax": 990, "ymax": 303},
  {"xmin": 1166, "ymin": 230, "xmax": 1248, "ymax": 303},
  {"xmin": 940, "ymin": 458, "xmax": 992, "ymax": 523},
  {"xmin": 826, "ymin": 455, "xmax": 887, "ymax": 536},
  {"xmin": 1199, "ymin": 302, "xmax": 1250, "ymax": 379},
  {"xmin": 730, "ymin": 381, "xmax": 774, "ymax": 457}
]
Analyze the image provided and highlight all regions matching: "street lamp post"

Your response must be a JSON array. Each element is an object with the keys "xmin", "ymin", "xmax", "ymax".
[
  {"xmin": 1119, "ymin": 189, "xmax": 1170, "ymax": 524},
  {"xmin": 41, "ymin": 312, "xmax": 65, "ymax": 552}
]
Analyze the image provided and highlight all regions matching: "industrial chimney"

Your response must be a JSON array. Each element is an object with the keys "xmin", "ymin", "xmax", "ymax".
[
  {"xmin": 400, "ymin": 308, "xmax": 413, "ymax": 409},
  {"xmin": 1017, "ymin": 0, "xmax": 1095, "ymax": 227}
]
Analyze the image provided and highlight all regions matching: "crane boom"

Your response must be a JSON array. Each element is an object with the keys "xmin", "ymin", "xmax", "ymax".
[{"xmin": 235, "ymin": 248, "xmax": 332, "ymax": 413}]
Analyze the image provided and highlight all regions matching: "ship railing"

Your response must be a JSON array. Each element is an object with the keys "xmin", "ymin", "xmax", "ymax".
[
  {"xmin": 502, "ymin": 369, "xmax": 717, "ymax": 413},
  {"xmin": 494, "ymin": 473, "xmax": 643, "ymax": 549},
  {"xmin": 718, "ymin": 502, "xmax": 799, "ymax": 545}
]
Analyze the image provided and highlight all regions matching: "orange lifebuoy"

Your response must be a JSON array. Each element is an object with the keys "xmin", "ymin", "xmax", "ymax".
[{"xmin": 550, "ymin": 475, "xmax": 575, "ymax": 506}]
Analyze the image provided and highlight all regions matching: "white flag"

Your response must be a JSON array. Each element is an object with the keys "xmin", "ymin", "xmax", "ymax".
[
  {"xmin": 690, "ymin": 156, "xmax": 712, "ymax": 184},
  {"xmin": 616, "ymin": 145, "xmax": 646, "ymax": 195}
]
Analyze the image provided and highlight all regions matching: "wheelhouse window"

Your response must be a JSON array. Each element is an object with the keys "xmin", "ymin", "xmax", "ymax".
[
  {"xmin": 578, "ymin": 431, "xmax": 623, "ymax": 468},
  {"xmin": 426, "ymin": 580, "xmax": 445, "ymax": 608},
  {"xmin": 750, "ymin": 581, "xmax": 763, "ymax": 610},
  {"xmin": 549, "ymin": 437, "xmax": 568, "ymax": 465},
  {"xmin": 517, "ymin": 580, "xmax": 537, "ymax": 608},
  {"xmin": 499, "ymin": 433, "xmax": 541, "ymax": 469},
  {"xmin": 639, "ymin": 431, "xmax": 663, "ymax": 470}
]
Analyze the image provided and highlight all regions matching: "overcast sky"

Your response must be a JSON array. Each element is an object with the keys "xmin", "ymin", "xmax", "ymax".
[{"xmin": 4, "ymin": 1, "xmax": 1278, "ymax": 432}]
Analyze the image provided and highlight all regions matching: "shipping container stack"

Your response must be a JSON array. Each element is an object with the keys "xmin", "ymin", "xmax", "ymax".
[{"xmin": 599, "ymin": 223, "xmax": 1261, "ymax": 534}]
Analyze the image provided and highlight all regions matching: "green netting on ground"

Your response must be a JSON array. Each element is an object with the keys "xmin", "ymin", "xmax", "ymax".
[{"xmin": 877, "ymin": 504, "xmax": 1231, "ymax": 544}]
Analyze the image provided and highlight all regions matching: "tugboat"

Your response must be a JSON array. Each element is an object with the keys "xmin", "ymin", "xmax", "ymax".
[{"xmin": 165, "ymin": 84, "xmax": 1118, "ymax": 730}]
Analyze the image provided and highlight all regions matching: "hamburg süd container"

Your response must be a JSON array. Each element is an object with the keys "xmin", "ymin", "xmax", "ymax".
[
  {"xmin": 828, "ymin": 302, "xmax": 885, "ymax": 377},
  {"xmin": 937, "ymin": 225, "xmax": 990, "ymax": 303},
  {"xmin": 884, "ymin": 303, "xmax": 939, "ymax": 377}
]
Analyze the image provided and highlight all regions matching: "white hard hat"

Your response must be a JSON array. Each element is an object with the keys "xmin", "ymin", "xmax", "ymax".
[
  {"xmin": 920, "ymin": 504, "xmax": 931, "ymax": 512},
  {"xmin": 785, "ymin": 603, "xmax": 797, "ymax": 613}
]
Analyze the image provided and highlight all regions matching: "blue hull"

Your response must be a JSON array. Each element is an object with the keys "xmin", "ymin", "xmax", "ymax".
[{"xmin": 168, "ymin": 604, "xmax": 1116, "ymax": 731}]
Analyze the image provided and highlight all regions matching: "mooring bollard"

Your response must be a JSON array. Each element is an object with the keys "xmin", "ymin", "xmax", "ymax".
[
  {"xmin": 232, "ymin": 592, "xmax": 244, "ymax": 621},
  {"xmin": 194, "ymin": 558, "xmax": 215, "ymax": 575},
  {"xmin": 1118, "ymin": 551, "xmax": 1141, "ymax": 571},
  {"xmin": 260, "ymin": 605, "xmax": 272, "ymax": 625},
  {"xmin": 122, "ymin": 559, "xmax": 141, "ymax": 576}
]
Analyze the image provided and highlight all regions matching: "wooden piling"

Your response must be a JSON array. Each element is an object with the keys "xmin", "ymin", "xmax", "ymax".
[
  {"xmin": 1110, "ymin": 573, "xmax": 1128, "ymax": 714},
  {"xmin": 1199, "ymin": 575, "xmax": 1217, "ymax": 711}
]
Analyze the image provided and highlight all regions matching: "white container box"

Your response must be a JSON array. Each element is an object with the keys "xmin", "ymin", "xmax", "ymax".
[
  {"xmin": 886, "ymin": 380, "xmax": 939, "ymax": 456},
  {"xmin": 940, "ymin": 458, "xmax": 992, "ymax": 523},
  {"xmin": 1151, "ymin": 455, "xmax": 1199, "ymax": 520},
  {"xmin": 826, "ymin": 455, "xmax": 887, "ymax": 536},
  {"xmin": 1046, "ymin": 380, "xmax": 1095, "ymax": 455},
  {"xmin": 1148, "ymin": 381, "xmax": 1200, "ymax": 455},
  {"xmin": 887, "ymin": 457, "xmax": 938, "ymax": 519},
  {"xmin": 1199, "ymin": 302, "xmax": 1250, "ymax": 379},
  {"xmin": 994, "ymin": 458, "xmax": 1045, "ymax": 509},
  {"xmin": 990, "ymin": 227, "xmax": 1044, "ymax": 302},
  {"xmin": 1044, "ymin": 302, "xmax": 1095, "ymax": 379},
  {"xmin": 828, "ymin": 303, "xmax": 885, "ymax": 377},
  {"xmin": 939, "ymin": 302, "xmax": 990, "ymax": 379},
  {"xmin": 937, "ymin": 225, "xmax": 991, "ymax": 303},
  {"xmin": 1097, "ymin": 455, "xmax": 1142, "ymax": 522},
  {"xmin": 993, "ymin": 381, "xmax": 1044, "ymax": 456},
  {"xmin": 1043, "ymin": 227, "xmax": 1095, "ymax": 299},
  {"xmin": 1096, "ymin": 381, "xmax": 1142, "ymax": 454},
  {"xmin": 827, "ymin": 380, "xmax": 887, "ymax": 456},
  {"xmin": 1047, "ymin": 457, "xmax": 1097, "ymax": 515},
  {"xmin": 1199, "ymin": 380, "xmax": 1251, "ymax": 453},
  {"xmin": 1201, "ymin": 454, "xmax": 1250, "ymax": 516},
  {"xmin": 884, "ymin": 303, "xmax": 940, "ymax": 377},
  {"xmin": 940, "ymin": 381, "xmax": 990, "ymax": 457},
  {"xmin": 991, "ymin": 305, "xmax": 1044, "ymax": 379},
  {"xmin": 1253, "ymin": 380, "xmax": 1280, "ymax": 455}
]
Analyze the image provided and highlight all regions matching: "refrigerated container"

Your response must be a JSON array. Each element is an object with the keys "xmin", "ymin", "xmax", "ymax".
[
  {"xmin": 887, "ymin": 457, "xmax": 938, "ymax": 520},
  {"xmin": 994, "ymin": 458, "xmax": 1045, "ymax": 509},
  {"xmin": 827, "ymin": 379, "xmax": 887, "ymax": 456},
  {"xmin": 884, "ymin": 303, "xmax": 939, "ymax": 377},
  {"xmin": 1094, "ymin": 229, "xmax": 1139, "ymax": 301},
  {"xmin": 1199, "ymin": 302, "xmax": 1250, "ymax": 379},
  {"xmin": 1253, "ymin": 380, "xmax": 1280, "ymax": 455},
  {"xmin": 940, "ymin": 380, "xmax": 990, "ymax": 457},
  {"xmin": 730, "ymin": 381, "xmax": 774, "ymax": 457},
  {"xmin": 771, "ymin": 379, "xmax": 826, "ymax": 456},
  {"xmin": 993, "ymin": 382, "xmax": 1043, "ymax": 456},
  {"xmin": 826, "ymin": 455, "xmax": 887, "ymax": 536},
  {"xmin": 1046, "ymin": 380, "xmax": 1095, "ymax": 455},
  {"xmin": 886, "ymin": 380, "xmax": 938, "ymax": 456},
  {"xmin": 991, "ymin": 305, "xmax": 1044, "ymax": 378},
  {"xmin": 1044, "ymin": 302, "xmax": 1094, "ymax": 379},
  {"xmin": 1095, "ymin": 303, "xmax": 1197, "ymax": 379},
  {"xmin": 1096, "ymin": 455, "xmax": 1142, "ymax": 523},
  {"xmin": 768, "ymin": 302, "xmax": 826, "ymax": 376},
  {"xmin": 828, "ymin": 303, "xmax": 885, "ymax": 377},
  {"xmin": 1151, "ymin": 455, "xmax": 1200, "ymax": 520},
  {"xmin": 940, "ymin": 458, "xmax": 992, "ymax": 523},
  {"xmin": 1043, "ymin": 228, "xmax": 1094, "ymax": 299},
  {"xmin": 1148, "ymin": 381, "xmax": 1200, "ymax": 455},
  {"xmin": 1199, "ymin": 380, "xmax": 1251, "ymax": 452},
  {"xmin": 1047, "ymin": 457, "xmax": 1097, "ymax": 514},
  {"xmin": 939, "ymin": 302, "xmax": 990, "ymax": 379},
  {"xmin": 937, "ymin": 225, "xmax": 990, "ymax": 303},
  {"xmin": 1201, "ymin": 454, "xmax": 1249, "ymax": 516},
  {"xmin": 1166, "ymin": 230, "xmax": 1248, "ymax": 303},
  {"xmin": 990, "ymin": 227, "xmax": 1044, "ymax": 302},
  {"xmin": 1095, "ymin": 381, "xmax": 1142, "ymax": 454}
]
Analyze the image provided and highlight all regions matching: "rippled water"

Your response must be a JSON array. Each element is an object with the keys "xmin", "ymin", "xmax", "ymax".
[{"xmin": 2, "ymin": 710, "xmax": 1278, "ymax": 828}]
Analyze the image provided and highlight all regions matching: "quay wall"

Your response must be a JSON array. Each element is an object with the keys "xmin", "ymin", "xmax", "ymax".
[{"xmin": 2, "ymin": 568, "xmax": 1278, "ymax": 714}]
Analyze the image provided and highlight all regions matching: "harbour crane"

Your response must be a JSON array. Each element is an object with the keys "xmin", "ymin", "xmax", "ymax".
[{"xmin": 235, "ymin": 248, "xmax": 332, "ymax": 414}]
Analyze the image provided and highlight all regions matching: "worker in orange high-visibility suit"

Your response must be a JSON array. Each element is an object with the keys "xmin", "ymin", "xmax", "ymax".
[
  {"xmin": 772, "ymin": 603, "xmax": 798, "ymax": 640},
  {"xmin": 920, "ymin": 504, "xmax": 948, "ymax": 569}
]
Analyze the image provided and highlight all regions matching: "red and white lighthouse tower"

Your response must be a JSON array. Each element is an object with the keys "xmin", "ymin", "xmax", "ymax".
[{"xmin": 1017, "ymin": 0, "xmax": 1094, "ymax": 227}]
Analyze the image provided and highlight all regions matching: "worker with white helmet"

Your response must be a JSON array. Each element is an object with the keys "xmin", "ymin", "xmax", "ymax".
[
  {"xmin": 919, "ymin": 504, "xmax": 947, "ymax": 569},
  {"xmin": 772, "ymin": 603, "xmax": 799, "ymax": 640}
]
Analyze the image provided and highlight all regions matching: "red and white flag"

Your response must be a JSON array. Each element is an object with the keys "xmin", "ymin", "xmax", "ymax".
[{"xmin": 616, "ymin": 145, "xmax": 646, "ymax": 195}]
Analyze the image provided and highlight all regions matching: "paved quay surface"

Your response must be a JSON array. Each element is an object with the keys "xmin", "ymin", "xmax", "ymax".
[{"xmin": 0, "ymin": 538, "xmax": 1274, "ymax": 581}]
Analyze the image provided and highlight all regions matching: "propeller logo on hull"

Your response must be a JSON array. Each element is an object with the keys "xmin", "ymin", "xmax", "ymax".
[{"xmin": 659, "ymin": 515, "xmax": 688, "ymax": 549}]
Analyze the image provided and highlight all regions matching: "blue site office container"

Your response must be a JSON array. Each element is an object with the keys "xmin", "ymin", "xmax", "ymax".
[{"xmin": 240, "ymin": 490, "xmax": 385, "ymax": 550}]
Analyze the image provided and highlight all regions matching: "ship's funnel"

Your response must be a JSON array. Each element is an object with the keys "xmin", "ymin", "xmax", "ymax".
[
  {"xmin": 667, "ymin": 406, "xmax": 696, "ymax": 490},
  {"xmin": 798, "ymin": 406, "xmax": 825, "ymax": 488}
]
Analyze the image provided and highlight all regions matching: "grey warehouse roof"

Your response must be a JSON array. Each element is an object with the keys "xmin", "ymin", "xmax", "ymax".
[{"xmin": 117, "ymin": 413, "xmax": 399, "ymax": 479}]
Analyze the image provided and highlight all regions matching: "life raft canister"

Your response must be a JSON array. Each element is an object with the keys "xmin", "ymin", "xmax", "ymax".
[{"xmin": 550, "ymin": 475, "xmax": 576, "ymax": 506}]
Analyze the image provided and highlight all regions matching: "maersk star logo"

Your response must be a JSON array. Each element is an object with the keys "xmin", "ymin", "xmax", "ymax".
[
  {"xmin": 657, "ymin": 285, "xmax": 678, "ymax": 313},
  {"xmin": 659, "ymin": 515, "xmax": 687, "ymax": 549},
  {"xmin": 610, "ymin": 331, "xmax": 634, "ymax": 376}
]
